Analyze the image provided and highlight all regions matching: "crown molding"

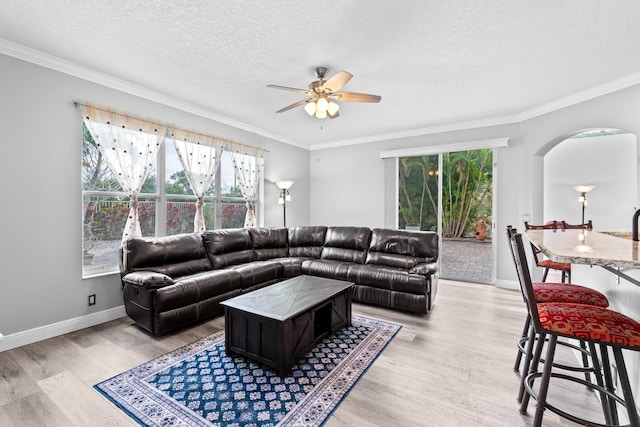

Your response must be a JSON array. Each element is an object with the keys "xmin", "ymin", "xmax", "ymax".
[
  {"xmin": 2, "ymin": 38, "xmax": 639, "ymax": 152},
  {"xmin": 0, "ymin": 38, "xmax": 308, "ymax": 150},
  {"xmin": 310, "ymin": 115, "xmax": 519, "ymax": 151},
  {"xmin": 517, "ymin": 71, "xmax": 640, "ymax": 122}
]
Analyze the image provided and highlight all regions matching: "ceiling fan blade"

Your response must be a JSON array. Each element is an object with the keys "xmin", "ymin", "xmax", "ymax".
[
  {"xmin": 332, "ymin": 92, "xmax": 381, "ymax": 103},
  {"xmin": 275, "ymin": 98, "xmax": 312, "ymax": 113},
  {"xmin": 321, "ymin": 71, "xmax": 353, "ymax": 92},
  {"xmin": 267, "ymin": 85, "xmax": 310, "ymax": 95}
]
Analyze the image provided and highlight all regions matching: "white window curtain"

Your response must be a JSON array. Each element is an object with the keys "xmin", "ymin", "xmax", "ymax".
[
  {"xmin": 79, "ymin": 104, "xmax": 166, "ymax": 243},
  {"xmin": 169, "ymin": 130, "xmax": 223, "ymax": 232},
  {"xmin": 230, "ymin": 147, "xmax": 265, "ymax": 228}
]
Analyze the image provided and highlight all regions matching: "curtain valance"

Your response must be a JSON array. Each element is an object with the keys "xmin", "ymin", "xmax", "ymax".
[{"xmin": 76, "ymin": 102, "xmax": 266, "ymax": 156}]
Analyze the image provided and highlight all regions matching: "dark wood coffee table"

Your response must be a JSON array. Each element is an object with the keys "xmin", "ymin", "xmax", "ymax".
[{"xmin": 220, "ymin": 275, "xmax": 353, "ymax": 377}]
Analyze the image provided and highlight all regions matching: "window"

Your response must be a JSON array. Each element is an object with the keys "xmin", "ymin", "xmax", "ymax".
[{"xmin": 81, "ymin": 107, "xmax": 261, "ymax": 277}]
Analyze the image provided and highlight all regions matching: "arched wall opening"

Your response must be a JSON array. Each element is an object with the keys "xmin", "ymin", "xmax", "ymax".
[
  {"xmin": 536, "ymin": 128, "xmax": 638, "ymax": 229},
  {"xmin": 543, "ymin": 129, "xmax": 638, "ymax": 228}
]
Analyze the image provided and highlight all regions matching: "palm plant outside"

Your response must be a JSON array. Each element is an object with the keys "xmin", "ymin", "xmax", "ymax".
[{"xmin": 399, "ymin": 149, "xmax": 492, "ymax": 238}]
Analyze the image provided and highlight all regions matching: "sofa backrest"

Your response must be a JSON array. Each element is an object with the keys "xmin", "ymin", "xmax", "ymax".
[
  {"xmin": 321, "ymin": 226, "xmax": 372, "ymax": 264},
  {"xmin": 366, "ymin": 228, "xmax": 438, "ymax": 268},
  {"xmin": 249, "ymin": 227, "xmax": 288, "ymax": 260},
  {"xmin": 202, "ymin": 228, "xmax": 255, "ymax": 268},
  {"xmin": 121, "ymin": 233, "xmax": 211, "ymax": 278},
  {"xmin": 288, "ymin": 226, "xmax": 327, "ymax": 258}
]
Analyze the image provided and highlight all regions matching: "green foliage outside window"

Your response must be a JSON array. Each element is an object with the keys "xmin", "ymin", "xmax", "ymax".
[{"xmin": 399, "ymin": 149, "xmax": 493, "ymax": 238}]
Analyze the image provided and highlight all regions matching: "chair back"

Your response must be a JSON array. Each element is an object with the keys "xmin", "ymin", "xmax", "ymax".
[
  {"xmin": 509, "ymin": 231, "xmax": 544, "ymax": 332},
  {"xmin": 506, "ymin": 226, "xmax": 526, "ymax": 301},
  {"xmin": 561, "ymin": 220, "xmax": 593, "ymax": 230},
  {"xmin": 524, "ymin": 222, "xmax": 556, "ymax": 266}
]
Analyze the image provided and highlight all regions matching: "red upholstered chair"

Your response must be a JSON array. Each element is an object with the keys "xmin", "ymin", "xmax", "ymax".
[
  {"xmin": 524, "ymin": 221, "xmax": 572, "ymax": 282},
  {"xmin": 509, "ymin": 230, "xmax": 640, "ymax": 427},
  {"xmin": 506, "ymin": 226, "xmax": 609, "ymax": 401}
]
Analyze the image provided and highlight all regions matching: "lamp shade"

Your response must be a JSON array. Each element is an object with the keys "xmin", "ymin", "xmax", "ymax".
[
  {"xmin": 304, "ymin": 101, "xmax": 316, "ymax": 116},
  {"xmin": 316, "ymin": 97, "xmax": 329, "ymax": 112},
  {"xmin": 275, "ymin": 180, "xmax": 294, "ymax": 190},
  {"xmin": 573, "ymin": 185, "xmax": 595, "ymax": 193}
]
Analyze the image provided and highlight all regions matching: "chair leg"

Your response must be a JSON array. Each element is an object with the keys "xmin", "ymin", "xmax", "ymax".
[
  {"xmin": 514, "ymin": 313, "xmax": 531, "ymax": 372},
  {"xmin": 588, "ymin": 342, "xmax": 613, "ymax": 425},
  {"xmin": 518, "ymin": 324, "xmax": 536, "ymax": 404},
  {"xmin": 521, "ymin": 331, "xmax": 546, "ymax": 414},
  {"xmin": 600, "ymin": 344, "xmax": 619, "ymax": 425},
  {"xmin": 580, "ymin": 340, "xmax": 592, "ymax": 384},
  {"xmin": 542, "ymin": 268, "xmax": 549, "ymax": 282},
  {"xmin": 532, "ymin": 334, "xmax": 558, "ymax": 427},
  {"xmin": 612, "ymin": 347, "xmax": 640, "ymax": 427},
  {"xmin": 567, "ymin": 269, "xmax": 571, "ymax": 283}
]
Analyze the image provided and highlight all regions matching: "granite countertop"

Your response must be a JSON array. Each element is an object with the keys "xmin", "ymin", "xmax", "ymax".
[{"xmin": 525, "ymin": 229, "xmax": 640, "ymax": 269}]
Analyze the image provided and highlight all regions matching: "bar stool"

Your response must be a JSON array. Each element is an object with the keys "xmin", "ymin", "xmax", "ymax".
[
  {"xmin": 524, "ymin": 221, "xmax": 572, "ymax": 282},
  {"xmin": 509, "ymin": 230, "xmax": 640, "ymax": 427},
  {"xmin": 507, "ymin": 226, "xmax": 609, "ymax": 401}
]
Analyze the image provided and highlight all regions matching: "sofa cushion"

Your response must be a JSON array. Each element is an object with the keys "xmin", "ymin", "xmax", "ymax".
[
  {"xmin": 202, "ymin": 229, "xmax": 255, "ymax": 268},
  {"xmin": 347, "ymin": 264, "xmax": 426, "ymax": 294},
  {"xmin": 228, "ymin": 260, "xmax": 284, "ymax": 289},
  {"xmin": 321, "ymin": 226, "xmax": 372, "ymax": 264},
  {"xmin": 154, "ymin": 268, "xmax": 243, "ymax": 312},
  {"xmin": 122, "ymin": 233, "xmax": 211, "ymax": 278},
  {"xmin": 365, "ymin": 228, "xmax": 438, "ymax": 268},
  {"xmin": 288, "ymin": 226, "xmax": 327, "ymax": 258},
  {"xmin": 301, "ymin": 259, "xmax": 351, "ymax": 281},
  {"xmin": 249, "ymin": 227, "xmax": 288, "ymax": 260}
]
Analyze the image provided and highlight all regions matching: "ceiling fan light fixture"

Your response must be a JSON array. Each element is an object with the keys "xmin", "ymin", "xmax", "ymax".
[
  {"xmin": 304, "ymin": 101, "xmax": 316, "ymax": 116},
  {"xmin": 316, "ymin": 97, "xmax": 329, "ymax": 112},
  {"xmin": 327, "ymin": 101, "xmax": 339, "ymax": 116},
  {"xmin": 315, "ymin": 109, "xmax": 327, "ymax": 119}
]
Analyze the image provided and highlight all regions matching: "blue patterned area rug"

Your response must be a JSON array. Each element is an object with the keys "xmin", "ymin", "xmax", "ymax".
[{"xmin": 95, "ymin": 314, "xmax": 401, "ymax": 426}]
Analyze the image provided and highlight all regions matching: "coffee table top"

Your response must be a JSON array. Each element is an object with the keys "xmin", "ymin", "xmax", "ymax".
[{"xmin": 221, "ymin": 275, "xmax": 353, "ymax": 321}]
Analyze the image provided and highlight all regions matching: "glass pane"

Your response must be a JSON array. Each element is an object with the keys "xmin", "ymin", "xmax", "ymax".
[
  {"xmin": 83, "ymin": 195, "xmax": 157, "ymax": 275},
  {"xmin": 221, "ymin": 200, "xmax": 247, "ymax": 229},
  {"xmin": 441, "ymin": 150, "xmax": 492, "ymax": 239},
  {"xmin": 82, "ymin": 195, "xmax": 127, "ymax": 275},
  {"xmin": 440, "ymin": 149, "xmax": 493, "ymax": 284},
  {"xmin": 165, "ymin": 141, "xmax": 216, "ymax": 196},
  {"xmin": 220, "ymin": 151, "xmax": 236, "ymax": 194},
  {"xmin": 166, "ymin": 199, "xmax": 215, "ymax": 234},
  {"xmin": 82, "ymin": 125, "xmax": 123, "ymax": 192},
  {"xmin": 398, "ymin": 155, "xmax": 439, "ymax": 231}
]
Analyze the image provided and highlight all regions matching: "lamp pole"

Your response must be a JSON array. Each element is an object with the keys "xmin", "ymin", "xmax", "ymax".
[{"xmin": 280, "ymin": 188, "xmax": 289, "ymax": 227}]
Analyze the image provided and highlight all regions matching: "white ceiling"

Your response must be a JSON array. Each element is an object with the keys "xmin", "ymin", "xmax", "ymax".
[{"xmin": 2, "ymin": 1, "xmax": 640, "ymax": 149}]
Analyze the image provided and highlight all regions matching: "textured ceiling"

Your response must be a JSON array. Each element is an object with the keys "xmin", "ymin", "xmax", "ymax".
[{"xmin": 2, "ymin": 1, "xmax": 640, "ymax": 149}]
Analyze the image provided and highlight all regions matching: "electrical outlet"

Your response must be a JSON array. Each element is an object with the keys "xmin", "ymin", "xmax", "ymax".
[
  {"xmin": 88, "ymin": 294, "xmax": 96, "ymax": 306},
  {"xmin": 522, "ymin": 214, "xmax": 531, "ymax": 223}
]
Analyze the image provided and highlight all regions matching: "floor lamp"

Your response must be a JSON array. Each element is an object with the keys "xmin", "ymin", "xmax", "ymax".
[
  {"xmin": 573, "ymin": 185, "xmax": 595, "ymax": 224},
  {"xmin": 276, "ymin": 180, "xmax": 294, "ymax": 227}
]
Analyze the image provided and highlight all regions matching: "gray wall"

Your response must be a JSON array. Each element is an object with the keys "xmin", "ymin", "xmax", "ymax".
[{"xmin": 0, "ymin": 54, "xmax": 310, "ymax": 337}]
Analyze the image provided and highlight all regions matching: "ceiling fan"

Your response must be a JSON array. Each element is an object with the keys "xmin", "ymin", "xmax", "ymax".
[{"xmin": 267, "ymin": 67, "xmax": 381, "ymax": 119}]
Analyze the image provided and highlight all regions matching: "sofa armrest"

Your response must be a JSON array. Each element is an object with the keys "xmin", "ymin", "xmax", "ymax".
[
  {"xmin": 121, "ymin": 271, "xmax": 174, "ymax": 290},
  {"xmin": 409, "ymin": 262, "xmax": 438, "ymax": 276}
]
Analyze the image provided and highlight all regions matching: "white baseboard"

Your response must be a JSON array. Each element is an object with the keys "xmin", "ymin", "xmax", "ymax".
[
  {"xmin": 495, "ymin": 279, "xmax": 519, "ymax": 290},
  {"xmin": 0, "ymin": 305, "xmax": 126, "ymax": 353}
]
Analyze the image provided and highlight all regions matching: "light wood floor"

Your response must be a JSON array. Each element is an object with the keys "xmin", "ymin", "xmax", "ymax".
[{"xmin": 0, "ymin": 279, "xmax": 608, "ymax": 426}]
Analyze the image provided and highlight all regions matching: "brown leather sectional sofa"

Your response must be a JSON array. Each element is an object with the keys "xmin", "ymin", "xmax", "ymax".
[{"xmin": 120, "ymin": 226, "xmax": 439, "ymax": 334}]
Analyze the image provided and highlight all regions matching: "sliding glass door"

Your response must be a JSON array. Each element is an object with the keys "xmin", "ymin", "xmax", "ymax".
[{"xmin": 398, "ymin": 149, "xmax": 493, "ymax": 284}]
